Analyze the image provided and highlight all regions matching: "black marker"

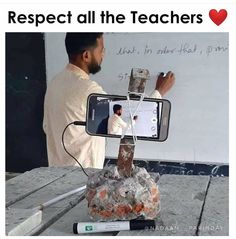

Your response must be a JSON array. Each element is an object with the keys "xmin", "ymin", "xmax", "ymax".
[
  {"xmin": 73, "ymin": 220, "xmax": 156, "ymax": 234},
  {"xmin": 159, "ymin": 72, "xmax": 166, "ymax": 77}
]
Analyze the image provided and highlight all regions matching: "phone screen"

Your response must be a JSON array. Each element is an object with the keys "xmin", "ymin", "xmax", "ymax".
[
  {"xmin": 108, "ymin": 99, "xmax": 160, "ymax": 137},
  {"xmin": 93, "ymin": 96, "xmax": 162, "ymax": 138},
  {"xmin": 86, "ymin": 93, "xmax": 171, "ymax": 141}
]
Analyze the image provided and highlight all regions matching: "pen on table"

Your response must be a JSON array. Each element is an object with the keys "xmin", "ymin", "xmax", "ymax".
[{"xmin": 73, "ymin": 220, "xmax": 156, "ymax": 234}]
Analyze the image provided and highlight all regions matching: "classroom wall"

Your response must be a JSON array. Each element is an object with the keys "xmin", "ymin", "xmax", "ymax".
[{"xmin": 44, "ymin": 33, "xmax": 229, "ymax": 165}]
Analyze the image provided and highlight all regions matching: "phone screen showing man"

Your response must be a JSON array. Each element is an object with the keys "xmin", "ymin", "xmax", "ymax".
[{"xmin": 109, "ymin": 100, "xmax": 160, "ymax": 137}]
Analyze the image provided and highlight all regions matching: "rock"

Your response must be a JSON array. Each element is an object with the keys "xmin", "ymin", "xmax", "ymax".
[{"xmin": 85, "ymin": 165, "xmax": 160, "ymax": 221}]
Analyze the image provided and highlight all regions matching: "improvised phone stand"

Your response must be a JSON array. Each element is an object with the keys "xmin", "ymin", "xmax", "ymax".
[
  {"xmin": 86, "ymin": 68, "xmax": 160, "ymax": 221},
  {"xmin": 117, "ymin": 68, "xmax": 149, "ymax": 177}
]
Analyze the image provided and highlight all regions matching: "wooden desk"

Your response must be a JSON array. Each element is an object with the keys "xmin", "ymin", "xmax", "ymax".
[{"xmin": 6, "ymin": 166, "xmax": 228, "ymax": 236}]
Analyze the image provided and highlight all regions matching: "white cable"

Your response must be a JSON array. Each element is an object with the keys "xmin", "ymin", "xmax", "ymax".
[
  {"xmin": 132, "ymin": 93, "xmax": 145, "ymax": 116},
  {"xmin": 126, "ymin": 94, "xmax": 137, "ymax": 142},
  {"xmin": 32, "ymin": 185, "xmax": 86, "ymax": 211},
  {"xmin": 121, "ymin": 94, "xmax": 135, "ymax": 140},
  {"xmin": 122, "ymin": 92, "xmax": 145, "ymax": 144}
]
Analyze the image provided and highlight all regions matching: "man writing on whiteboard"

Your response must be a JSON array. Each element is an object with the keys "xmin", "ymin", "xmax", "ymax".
[
  {"xmin": 43, "ymin": 33, "xmax": 175, "ymax": 169},
  {"xmin": 108, "ymin": 104, "xmax": 138, "ymax": 135}
]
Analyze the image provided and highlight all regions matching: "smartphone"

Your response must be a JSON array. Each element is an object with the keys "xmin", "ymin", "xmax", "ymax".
[{"xmin": 86, "ymin": 93, "xmax": 171, "ymax": 141}]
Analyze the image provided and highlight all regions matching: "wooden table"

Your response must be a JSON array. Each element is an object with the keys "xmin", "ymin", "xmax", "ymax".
[{"xmin": 6, "ymin": 166, "xmax": 228, "ymax": 236}]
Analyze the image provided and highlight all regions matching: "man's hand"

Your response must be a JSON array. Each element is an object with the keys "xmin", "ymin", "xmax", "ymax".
[
  {"xmin": 155, "ymin": 71, "xmax": 175, "ymax": 96},
  {"xmin": 133, "ymin": 115, "xmax": 138, "ymax": 120}
]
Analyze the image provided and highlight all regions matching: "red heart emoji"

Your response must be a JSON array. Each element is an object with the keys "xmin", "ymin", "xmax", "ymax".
[{"xmin": 209, "ymin": 9, "xmax": 227, "ymax": 26}]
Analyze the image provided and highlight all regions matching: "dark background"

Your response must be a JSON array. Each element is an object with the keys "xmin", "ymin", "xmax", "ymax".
[{"xmin": 6, "ymin": 33, "xmax": 48, "ymax": 172}]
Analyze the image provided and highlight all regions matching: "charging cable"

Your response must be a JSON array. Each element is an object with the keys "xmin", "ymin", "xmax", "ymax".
[{"xmin": 61, "ymin": 121, "xmax": 89, "ymax": 177}]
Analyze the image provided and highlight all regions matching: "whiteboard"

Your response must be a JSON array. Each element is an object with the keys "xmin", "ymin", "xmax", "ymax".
[{"xmin": 45, "ymin": 33, "xmax": 229, "ymax": 164}]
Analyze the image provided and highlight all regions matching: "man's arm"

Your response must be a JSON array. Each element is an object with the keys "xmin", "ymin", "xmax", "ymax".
[
  {"xmin": 150, "ymin": 71, "xmax": 175, "ymax": 99},
  {"xmin": 118, "ymin": 117, "xmax": 128, "ymax": 129},
  {"xmin": 119, "ymin": 117, "xmax": 137, "ymax": 132},
  {"xmin": 87, "ymin": 81, "xmax": 106, "ymax": 95},
  {"xmin": 155, "ymin": 71, "xmax": 175, "ymax": 96}
]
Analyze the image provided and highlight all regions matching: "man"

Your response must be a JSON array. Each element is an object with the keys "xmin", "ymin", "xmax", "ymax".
[
  {"xmin": 43, "ymin": 33, "xmax": 175, "ymax": 169},
  {"xmin": 108, "ymin": 104, "xmax": 137, "ymax": 135}
]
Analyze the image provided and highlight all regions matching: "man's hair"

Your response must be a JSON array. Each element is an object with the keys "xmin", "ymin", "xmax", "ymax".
[
  {"xmin": 65, "ymin": 33, "xmax": 103, "ymax": 59},
  {"xmin": 113, "ymin": 104, "xmax": 122, "ymax": 114}
]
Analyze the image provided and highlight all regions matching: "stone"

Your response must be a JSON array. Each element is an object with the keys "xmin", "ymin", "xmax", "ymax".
[
  {"xmin": 117, "ymin": 138, "xmax": 135, "ymax": 177},
  {"xmin": 128, "ymin": 68, "xmax": 150, "ymax": 93},
  {"xmin": 85, "ymin": 165, "xmax": 160, "ymax": 221}
]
